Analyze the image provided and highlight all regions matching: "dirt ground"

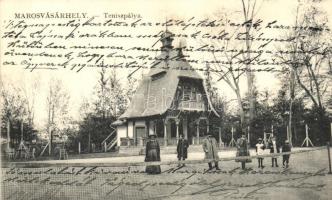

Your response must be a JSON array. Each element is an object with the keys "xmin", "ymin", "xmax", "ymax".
[{"xmin": 1, "ymin": 148, "xmax": 332, "ymax": 200}]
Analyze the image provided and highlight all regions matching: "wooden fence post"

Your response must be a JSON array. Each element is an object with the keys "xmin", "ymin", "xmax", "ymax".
[
  {"xmin": 327, "ymin": 142, "xmax": 331, "ymax": 174},
  {"xmin": 7, "ymin": 120, "xmax": 10, "ymax": 149}
]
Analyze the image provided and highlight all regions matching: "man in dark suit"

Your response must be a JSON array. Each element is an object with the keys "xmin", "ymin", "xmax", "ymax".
[{"xmin": 177, "ymin": 134, "xmax": 189, "ymax": 167}]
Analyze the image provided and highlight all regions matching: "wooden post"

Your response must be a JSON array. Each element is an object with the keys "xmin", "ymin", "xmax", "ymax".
[
  {"xmin": 247, "ymin": 126, "xmax": 250, "ymax": 144},
  {"xmin": 145, "ymin": 120, "xmax": 149, "ymax": 137},
  {"xmin": 290, "ymin": 128, "xmax": 293, "ymax": 146},
  {"xmin": 126, "ymin": 120, "xmax": 129, "ymax": 138},
  {"xmin": 302, "ymin": 124, "xmax": 314, "ymax": 147},
  {"xmin": 133, "ymin": 122, "xmax": 136, "ymax": 146},
  {"xmin": 206, "ymin": 119, "xmax": 209, "ymax": 133},
  {"xmin": 48, "ymin": 98, "xmax": 52, "ymax": 156},
  {"xmin": 218, "ymin": 127, "xmax": 222, "ymax": 147},
  {"xmin": 229, "ymin": 127, "xmax": 236, "ymax": 147},
  {"xmin": 88, "ymin": 132, "xmax": 91, "ymax": 153},
  {"xmin": 196, "ymin": 121, "xmax": 200, "ymax": 145},
  {"xmin": 175, "ymin": 119, "xmax": 179, "ymax": 144},
  {"xmin": 232, "ymin": 127, "xmax": 234, "ymax": 145},
  {"xmin": 7, "ymin": 120, "xmax": 10, "ymax": 149},
  {"xmin": 49, "ymin": 127, "xmax": 52, "ymax": 156},
  {"xmin": 78, "ymin": 142, "xmax": 81, "ymax": 154},
  {"xmin": 263, "ymin": 132, "xmax": 266, "ymax": 145},
  {"xmin": 21, "ymin": 120, "xmax": 23, "ymax": 140},
  {"xmin": 327, "ymin": 142, "xmax": 332, "ymax": 174},
  {"xmin": 154, "ymin": 121, "xmax": 157, "ymax": 135},
  {"xmin": 330, "ymin": 123, "xmax": 332, "ymax": 145},
  {"xmin": 183, "ymin": 117, "xmax": 188, "ymax": 140},
  {"xmin": 104, "ymin": 142, "xmax": 107, "ymax": 152},
  {"xmin": 306, "ymin": 124, "xmax": 309, "ymax": 147},
  {"xmin": 287, "ymin": 125, "xmax": 289, "ymax": 141},
  {"xmin": 164, "ymin": 119, "xmax": 167, "ymax": 147}
]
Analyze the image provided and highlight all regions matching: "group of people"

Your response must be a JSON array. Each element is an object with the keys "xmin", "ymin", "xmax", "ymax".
[
  {"xmin": 144, "ymin": 132, "xmax": 292, "ymax": 174},
  {"xmin": 255, "ymin": 135, "xmax": 292, "ymax": 169}
]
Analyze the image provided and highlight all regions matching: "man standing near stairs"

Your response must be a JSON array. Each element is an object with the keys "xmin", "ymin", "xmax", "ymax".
[{"xmin": 177, "ymin": 134, "xmax": 189, "ymax": 167}]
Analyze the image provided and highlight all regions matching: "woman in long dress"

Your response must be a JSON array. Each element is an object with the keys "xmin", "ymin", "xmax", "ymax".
[
  {"xmin": 145, "ymin": 133, "xmax": 161, "ymax": 174},
  {"xmin": 235, "ymin": 134, "xmax": 251, "ymax": 169}
]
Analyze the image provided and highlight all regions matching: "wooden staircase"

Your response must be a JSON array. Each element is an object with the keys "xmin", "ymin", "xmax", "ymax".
[{"xmin": 101, "ymin": 127, "xmax": 117, "ymax": 152}]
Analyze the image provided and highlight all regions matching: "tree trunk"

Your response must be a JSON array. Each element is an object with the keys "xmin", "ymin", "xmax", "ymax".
[
  {"xmin": 247, "ymin": 73, "xmax": 255, "ymax": 124},
  {"xmin": 48, "ymin": 91, "xmax": 52, "ymax": 156},
  {"xmin": 88, "ymin": 132, "xmax": 91, "ymax": 153},
  {"xmin": 236, "ymin": 90, "xmax": 245, "ymax": 129},
  {"xmin": 288, "ymin": 99, "xmax": 293, "ymax": 144}
]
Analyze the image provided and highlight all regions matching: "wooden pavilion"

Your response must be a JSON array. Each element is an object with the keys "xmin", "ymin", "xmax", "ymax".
[{"xmin": 113, "ymin": 30, "xmax": 219, "ymax": 148}]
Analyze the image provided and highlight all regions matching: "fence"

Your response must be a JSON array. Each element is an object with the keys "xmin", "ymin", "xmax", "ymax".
[{"xmin": 4, "ymin": 143, "xmax": 332, "ymax": 175}]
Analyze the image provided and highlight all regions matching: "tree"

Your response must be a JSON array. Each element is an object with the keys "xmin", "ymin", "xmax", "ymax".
[
  {"xmin": 73, "ymin": 68, "xmax": 129, "ymax": 153},
  {"xmin": 1, "ymin": 82, "xmax": 37, "ymax": 145},
  {"xmin": 205, "ymin": 0, "xmax": 264, "ymax": 130},
  {"xmin": 1, "ymin": 84, "xmax": 26, "ymax": 124},
  {"xmin": 22, "ymin": 75, "xmax": 40, "ymax": 127},
  {"xmin": 204, "ymin": 63, "xmax": 226, "ymax": 116},
  {"xmin": 206, "ymin": 11, "xmax": 247, "ymax": 128},
  {"xmin": 46, "ymin": 78, "xmax": 70, "ymax": 155},
  {"xmin": 125, "ymin": 75, "xmax": 138, "ymax": 103},
  {"xmin": 271, "ymin": 84, "xmax": 306, "ymax": 145},
  {"xmin": 240, "ymin": 0, "xmax": 259, "ymax": 125},
  {"xmin": 1, "ymin": 83, "xmax": 26, "ymax": 142},
  {"xmin": 93, "ymin": 68, "xmax": 128, "ymax": 119},
  {"xmin": 294, "ymin": 4, "xmax": 330, "ymax": 111},
  {"xmin": 275, "ymin": 1, "xmax": 331, "ymax": 143}
]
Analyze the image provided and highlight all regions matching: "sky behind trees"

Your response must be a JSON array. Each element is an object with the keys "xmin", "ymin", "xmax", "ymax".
[{"xmin": 1, "ymin": 0, "xmax": 331, "ymax": 129}]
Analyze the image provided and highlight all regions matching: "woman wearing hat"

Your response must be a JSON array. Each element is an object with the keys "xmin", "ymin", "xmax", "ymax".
[
  {"xmin": 255, "ymin": 138, "xmax": 265, "ymax": 168},
  {"xmin": 145, "ymin": 133, "xmax": 161, "ymax": 174},
  {"xmin": 236, "ymin": 134, "xmax": 251, "ymax": 169}
]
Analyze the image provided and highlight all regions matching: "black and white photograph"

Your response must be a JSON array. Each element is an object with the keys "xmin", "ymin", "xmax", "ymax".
[{"xmin": 0, "ymin": 0, "xmax": 332, "ymax": 199}]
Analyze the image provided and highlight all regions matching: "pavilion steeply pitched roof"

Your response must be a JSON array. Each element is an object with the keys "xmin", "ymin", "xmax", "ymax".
[{"xmin": 119, "ymin": 31, "xmax": 219, "ymax": 120}]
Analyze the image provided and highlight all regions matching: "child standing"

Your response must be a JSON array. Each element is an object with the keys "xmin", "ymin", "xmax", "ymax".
[
  {"xmin": 268, "ymin": 136, "xmax": 280, "ymax": 167},
  {"xmin": 256, "ymin": 138, "xmax": 265, "ymax": 169},
  {"xmin": 282, "ymin": 140, "xmax": 292, "ymax": 168}
]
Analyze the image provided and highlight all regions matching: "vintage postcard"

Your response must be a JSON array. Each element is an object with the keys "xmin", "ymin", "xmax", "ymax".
[{"xmin": 1, "ymin": 0, "xmax": 332, "ymax": 199}]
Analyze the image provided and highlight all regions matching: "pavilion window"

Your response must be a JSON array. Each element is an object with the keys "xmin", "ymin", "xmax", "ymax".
[
  {"xmin": 197, "ymin": 94, "xmax": 203, "ymax": 109},
  {"xmin": 182, "ymin": 85, "xmax": 191, "ymax": 101},
  {"xmin": 191, "ymin": 88, "xmax": 197, "ymax": 101}
]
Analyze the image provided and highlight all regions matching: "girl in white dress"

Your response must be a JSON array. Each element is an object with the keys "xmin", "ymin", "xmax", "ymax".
[{"xmin": 256, "ymin": 138, "xmax": 265, "ymax": 168}]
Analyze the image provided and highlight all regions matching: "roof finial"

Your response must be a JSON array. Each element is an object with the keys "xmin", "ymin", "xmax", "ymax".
[{"xmin": 160, "ymin": 17, "xmax": 174, "ymax": 51}]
